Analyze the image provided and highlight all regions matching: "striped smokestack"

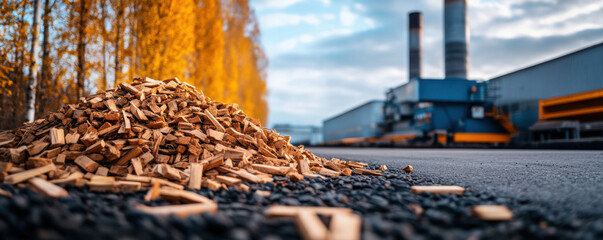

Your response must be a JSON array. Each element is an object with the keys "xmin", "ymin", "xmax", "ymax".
[
  {"xmin": 408, "ymin": 12, "xmax": 422, "ymax": 80},
  {"xmin": 444, "ymin": 0, "xmax": 469, "ymax": 79}
]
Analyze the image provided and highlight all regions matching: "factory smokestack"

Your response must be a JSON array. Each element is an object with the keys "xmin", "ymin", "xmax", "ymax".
[
  {"xmin": 444, "ymin": 0, "xmax": 469, "ymax": 79},
  {"xmin": 409, "ymin": 12, "xmax": 422, "ymax": 80}
]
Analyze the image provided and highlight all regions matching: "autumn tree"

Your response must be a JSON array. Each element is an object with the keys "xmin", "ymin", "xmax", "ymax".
[{"xmin": 0, "ymin": 0, "xmax": 269, "ymax": 129}]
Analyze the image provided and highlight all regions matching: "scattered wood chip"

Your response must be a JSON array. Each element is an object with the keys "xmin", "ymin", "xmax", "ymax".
[
  {"xmin": 472, "ymin": 205, "xmax": 513, "ymax": 221},
  {"xmin": 28, "ymin": 177, "xmax": 68, "ymax": 198},
  {"xmin": 410, "ymin": 185, "xmax": 465, "ymax": 195}
]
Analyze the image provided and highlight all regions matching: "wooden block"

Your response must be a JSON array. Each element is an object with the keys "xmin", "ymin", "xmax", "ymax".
[
  {"xmin": 120, "ymin": 82, "xmax": 140, "ymax": 94},
  {"xmin": 104, "ymin": 99, "xmax": 119, "ymax": 111},
  {"xmin": 80, "ymin": 132, "xmax": 99, "ymax": 147},
  {"xmin": 109, "ymin": 165, "xmax": 129, "ymax": 176},
  {"xmin": 115, "ymin": 146, "xmax": 143, "ymax": 165},
  {"xmin": 87, "ymin": 181, "xmax": 116, "ymax": 192},
  {"xmin": 101, "ymin": 144, "xmax": 120, "ymax": 161},
  {"xmin": 234, "ymin": 170, "xmax": 261, "ymax": 184},
  {"xmin": 403, "ymin": 165, "xmax": 413, "ymax": 172},
  {"xmin": 50, "ymin": 171, "xmax": 84, "ymax": 185},
  {"xmin": 144, "ymin": 180, "xmax": 161, "ymax": 201},
  {"xmin": 125, "ymin": 174, "xmax": 151, "ymax": 183},
  {"xmin": 204, "ymin": 109, "xmax": 225, "ymax": 132},
  {"xmin": 28, "ymin": 141, "xmax": 49, "ymax": 156},
  {"xmin": 0, "ymin": 162, "xmax": 12, "ymax": 173},
  {"xmin": 98, "ymin": 123, "xmax": 120, "ymax": 136},
  {"xmin": 181, "ymin": 129, "xmax": 207, "ymax": 141},
  {"xmin": 84, "ymin": 139, "xmax": 105, "ymax": 154},
  {"xmin": 122, "ymin": 110, "xmax": 131, "ymax": 133},
  {"xmin": 130, "ymin": 102, "xmax": 148, "ymax": 121},
  {"xmin": 74, "ymin": 156, "xmax": 101, "ymax": 172},
  {"xmin": 4, "ymin": 164, "xmax": 56, "ymax": 184},
  {"xmin": 252, "ymin": 164, "xmax": 289, "ymax": 176},
  {"xmin": 49, "ymin": 128, "xmax": 65, "ymax": 148},
  {"xmin": 318, "ymin": 168, "xmax": 340, "ymax": 178},
  {"xmin": 131, "ymin": 158, "xmax": 144, "ymax": 176},
  {"xmin": 117, "ymin": 180, "xmax": 142, "ymax": 191},
  {"xmin": 203, "ymin": 179, "xmax": 221, "ymax": 190},
  {"xmin": 207, "ymin": 129, "xmax": 224, "ymax": 141},
  {"xmin": 353, "ymin": 168, "xmax": 382, "ymax": 176},
  {"xmin": 136, "ymin": 202, "xmax": 217, "ymax": 217},
  {"xmin": 298, "ymin": 159, "xmax": 311, "ymax": 174},
  {"xmin": 26, "ymin": 157, "xmax": 53, "ymax": 169},
  {"xmin": 177, "ymin": 122, "xmax": 194, "ymax": 130},
  {"xmin": 265, "ymin": 206, "xmax": 352, "ymax": 218},
  {"xmin": 65, "ymin": 132, "xmax": 80, "ymax": 144},
  {"xmin": 28, "ymin": 178, "xmax": 68, "ymax": 198},
  {"xmin": 330, "ymin": 213, "xmax": 361, "ymax": 240},
  {"xmin": 410, "ymin": 185, "xmax": 465, "ymax": 195},
  {"xmin": 188, "ymin": 163, "xmax": 203, "ymax": 190},
  {"xmin": 96, "ymin": 166, "xmax": 109, "ymax": 176},
  {"xmin": 202, "ymin": 153, "xmax": 224, "ymax": 170},
  {"xmin": 216, "ymin": 175, "xmax": 242, "ymax": 186},
  {"xmin": 286, "ymin": 172, "xmax": 304, "ymax": 182},
  {"xmin": 295, "ymin": 210, "xmax": 328, "ymax": 240},
  {"xmin": 472, "ymin": 205, "xmax": 513, "ymax": 221}
]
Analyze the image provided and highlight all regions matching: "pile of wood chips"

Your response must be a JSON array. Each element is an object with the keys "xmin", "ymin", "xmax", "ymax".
[{"xmin": 0, "ymin": 77, "xmax": 380, "ymax": 194}]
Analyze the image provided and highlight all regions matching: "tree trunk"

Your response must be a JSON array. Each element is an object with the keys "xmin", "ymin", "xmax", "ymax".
[
  {"xmin": 39, "ymin": 0, "xmax": 53, "ymax": 115},
  {"xmin": 76, "ymin": 0, "xmax": 88, "ymax": 99},
  {"xmin": 25, "ymin": 0, "xmax": 43, "ymax": 122},
  {"xmin": 114, "ymin": 0, "xmax": 123, "ymax": 86},
  {"xmin": 100, "ymin": 1, "xmax": 107, "ymax": 90}
]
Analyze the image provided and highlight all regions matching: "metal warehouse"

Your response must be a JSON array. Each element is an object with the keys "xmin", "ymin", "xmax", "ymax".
[{"xmin": 322, "ymin": 0, "xmax": 603, "ymax": 147}]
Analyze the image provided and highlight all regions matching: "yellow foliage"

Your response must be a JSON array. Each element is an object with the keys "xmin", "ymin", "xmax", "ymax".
[{"xmin": 0, "ymin": 0, "xmax": 269, "ymax": 129}]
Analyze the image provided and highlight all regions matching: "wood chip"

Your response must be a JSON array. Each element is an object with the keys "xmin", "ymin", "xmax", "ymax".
[
  {"xmin": 410, "ymin": 185, "xmax": 465, "ymax": 195},
  {"xmin": 28, "ymin": 177, "xmax": 68, "ymax": 198},
  {"xmin": 188, "ymin": 163, "xmax": 203, "ymax": 190},
  {"xmin": 4, "ymin": 164, "xmax": 56, "ymax": 184},
  {"xmin": 136, "ymin": 202, "xmax": 217, "ymax": 217},
  {"xmin": 472, "ymin": 205, "xmax": 513, "ymax": 221},
  {"xmin": 74, "ymin": 156, "xmax": 101, "ymax": 172}
]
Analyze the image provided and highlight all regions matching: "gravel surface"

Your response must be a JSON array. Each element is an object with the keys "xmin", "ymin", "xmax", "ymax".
[
  {"xmin": 310, "ymin": 147, "xmax": 603, "ymax": 217},
  {"xmin": 0, "ymin": 165, "xmax": 601, "ymax": 239}
]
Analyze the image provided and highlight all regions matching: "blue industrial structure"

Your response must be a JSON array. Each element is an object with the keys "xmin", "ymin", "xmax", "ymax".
[
  {"xmin": 323, "ymin": 101, "xmax": 384, "ymax": 143},
  {"xmin": 321, "ymin": 0, "xmax": 603, "ymax": 147}
]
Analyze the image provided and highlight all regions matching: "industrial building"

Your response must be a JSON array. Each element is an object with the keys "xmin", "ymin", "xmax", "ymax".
[
  {"xmin": 322, "ymin": 0, "xmax": 603, "ymax": 147},
  {"xmin": 273, "ymin": 124, "xmax": 322, "ymax": 146}
]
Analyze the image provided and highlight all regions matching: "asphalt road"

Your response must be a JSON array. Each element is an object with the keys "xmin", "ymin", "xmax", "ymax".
[{"xmin": 309, "ymin": 147, "xmax": 603, "ymax": 217}]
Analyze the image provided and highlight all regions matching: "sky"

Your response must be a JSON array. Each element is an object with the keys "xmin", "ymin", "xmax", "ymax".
[{"xmin": 250, "ymin": 0, "xmax": 603, "ymax": 127}]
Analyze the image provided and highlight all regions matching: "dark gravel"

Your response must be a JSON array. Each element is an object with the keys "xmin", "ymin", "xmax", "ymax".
[{"xmin": 0, "ymin": 166, "xmax": 601, "ymax": 240}]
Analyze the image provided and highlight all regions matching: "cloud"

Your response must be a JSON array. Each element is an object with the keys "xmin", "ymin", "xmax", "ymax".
[
  {"xmin": 258, "ymin": 0, "xmax": 603, "ymax": 126},
  {"xmin": 254, "ymin": 0, "xmax": 305, "ymax": 10},
  {"xmin": 259, "ymin": 13, "xmax": 321, "ymax": 29},
  {"xmin": 320, "ymin": 0, "xmax": 331, "ymax": 6},
  {"xmin": 339, "ymin": 6, "xmax": 357, "ymax": 26}
]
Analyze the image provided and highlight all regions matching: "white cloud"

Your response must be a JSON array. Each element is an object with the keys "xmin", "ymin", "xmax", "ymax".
[
  {"xmin": 254, "ymin": 0, "xmax": 305, "ymax": 10},
  {"xmin": 267, "ymin": 67, "xmax": 404, "ymax": 125},
  {"xmin": 353, "ymin": 3, "xmax": 367, "ymax": 12},
  {"xmin": 469, "ymin": 0, "xmax": 603, "ymax": 39},
  {"xmin": 340, "ymin": 6, "xmax": 357, "ymax": 26},
  {"xmin": 320, "ymin": 0, "xmax": 331, "ymax": 6},
  {"xmin": 276, "ymin": 29, "xmax": 354, "ymax": 53},
  {"xmin": 259, "ymin": 13, "xmax": 321, "ymax": 29},
  {"xmin": 322, "ymin": 13, "xmax": 336, "ymax": 20}
]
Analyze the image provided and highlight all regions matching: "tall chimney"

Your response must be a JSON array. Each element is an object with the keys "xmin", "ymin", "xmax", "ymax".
[
  {"xmin": 408, "ymin": 12, "xmax": 422, "ymax": 80},
  {"xmin": 444, "ymin": 0, "xmax": 469, "ymax": 79}
]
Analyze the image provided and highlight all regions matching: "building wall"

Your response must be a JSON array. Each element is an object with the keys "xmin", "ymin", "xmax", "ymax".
[
  {"xmin": 323, "ymin": 100, "xmax": 384, "ymax": 142},
  {"xmin": 273, "ymin": 124, "xmax": 322, "ymax": 145},
  {"xmin": 488, "ymin": 43, "xmax": 603, "ymax": 138}
]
